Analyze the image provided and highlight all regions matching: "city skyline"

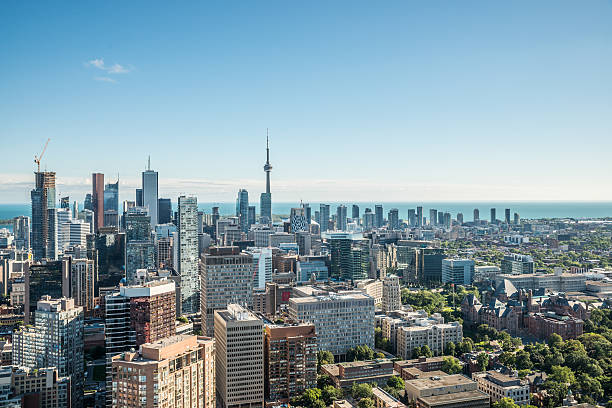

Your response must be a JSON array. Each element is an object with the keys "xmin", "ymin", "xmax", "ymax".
[{"xmin": 2, "ymin": 1, "xmax": 612, "ymax": 203}]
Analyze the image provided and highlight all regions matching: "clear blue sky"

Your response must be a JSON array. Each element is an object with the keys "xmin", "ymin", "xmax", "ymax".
[{"xmin": 1, "ymin": 1, "xmax": 611, "ymax": 204}]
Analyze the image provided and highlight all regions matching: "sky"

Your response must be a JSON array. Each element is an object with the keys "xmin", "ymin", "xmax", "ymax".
[{"xmin": 1, "ymin": 1, "xmax": 611, "ymax": 204}]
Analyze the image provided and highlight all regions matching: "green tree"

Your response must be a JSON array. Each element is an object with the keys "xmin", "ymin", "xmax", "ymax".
[
  {"xmin": 358, "ymin": 398, "xmax": 375, "ymax": 408},
  {"xmin": 441, "ymin": 356, "xmax": 462, "ymax": 374},
  {"xmin": 547, "ymin": 333, "xmax": 563, "ymax": 349},
  {"xmin": 318, "ymin": 374, "xmax": 334, "ymax": 389},
  {"xmin": 444, "ymin": 342, "xmax": 456, "ymax": 357},
  {"xmin": 420, "ymin": 345, "xmax": 433, "ymax": 358},
  {"xmin": 492, "ymin": 397, "xmax": 520, "ymax": 408},
  {"xmin": 514, "ymin": 351, "xmax": 533, "ymax": 370},
  {"xmin": 300, "ymin": 388, "xmax": 323, "ymax": 408},
  {"xmin": 351, "ymin": 383, "xmax": 373, "ymax": 400},
  {"xmin": 321, "ymin": 385, "xmax": 343, "ymax": 405},
  {"xmin": 386, "ymin": 376, "xmax": 404, "ymax": 389},
  {"xmin": 476, "ymin": 352, "xmax": 489, "ymax": 372},
  {"xmin": 549, "ymin": 366, "xmax": 575, "ymax": 385},
  {"xmin": 318, "ymin": 350, "xmax": 334, "ymax": 367}
]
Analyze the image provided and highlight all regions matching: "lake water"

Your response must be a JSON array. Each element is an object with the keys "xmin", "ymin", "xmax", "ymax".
[{"xmin": 2, "ymin": 202, "xmax": 612, "ymax": 221}]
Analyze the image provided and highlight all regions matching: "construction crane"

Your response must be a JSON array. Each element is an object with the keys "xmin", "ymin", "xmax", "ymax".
[{"xmin": 34, "ymin": 138, "xmax": 50, "ymax": 172}]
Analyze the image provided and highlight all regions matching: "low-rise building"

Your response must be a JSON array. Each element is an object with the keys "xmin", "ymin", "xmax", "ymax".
[
  {"xmin": 404, "ymin": 373, "xmax": 489, "ymax": 408},
  {"xmin": 526, "ymin": 312, "xmax": 583, "ymax": 340},
  {"xmin": 472, "ymin": 370, "xmax": 530, "ymax": 405},
  {"xmin": 372, "ymin": 387, "xmax": 407, "ymax": 408},
  {"xmin": 321, "ymin": 359, "xmax": 396, "ymax": 389},
  {"xmin": 396, "ymin": 322, "xmax": 463, "ymax": 359}
]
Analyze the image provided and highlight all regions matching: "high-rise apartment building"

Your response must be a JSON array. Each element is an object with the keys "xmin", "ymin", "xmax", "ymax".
[
  {"xmin": 12, "ymin": 216, "xmax": 30, "ymax": 250},
  {"xmin": 111, "ymin": 335, "xmax": 215, "ymax": 408},
  {"xmin": 416, "ymin": 206, "xmax": 423, "ymax": 227},
  {"xmin": 500, "ymin": 254, "xmax": 534, "ymax": 275},
  {"xmin": 215, "ymin": 304, "xmax": 264, "ymax": 408},
  {"xmin": 352, "ymin": 204, "xmax": 359, "ymax": 220},
  {"xmin": 319, "ymin": 204, "xmax": 330, "ymax": 232},
  {"xmin": 382, "ymin": 275, "xmax": 401, "ymax": 312},
  {"xmin": 302, "ymin": 203, "xmax": 312, "ymax": 225},
  {"xmin": 125, "ymin": 241, "xmax": 155, "ymax": 283},
  {"xmin": 237, "ymin": 189, "xmax": 249, "ymax": 233},
  {"xmin": 388, "ymin": 208, "xmax": 399, "ymax": 230},
  {"xmin": 288, "ymin": 291, "xmax": 375, "ymax": 356},
  {"xmin": 407, "ymin": 209, "xmax": 416, "ymax": 227},
  {"xmin": 396, "ymin": 321, "xmax": 463, "ymax": 359},
  {"xmin": 514, "ymin": 213, "xmax": 520, "ymax": 225},
  {"xmin": 199, "ymin": 247, "xmax": 254, "ymax": 336},
  {"xmin": 260, "ymin": 132, "xmax": 273, "ymax": 225},
  {"xmin": 178, "ymin": 196, "xmax": 199, "ymax": 314},
  {"xmin": 13, "ymin": 297, "xmax": 84, "ymax": 407},
  {"xmin": 142, "ymin": 161, "xmax": 159, "ymax": 228},
  {"xmin": 91, "ymin": 173, "xmax": 104, "ymax": 233},
  {"xmin": 336, "ymin": 205, "xmax": 347, "ymax": 231},
  {"xmin": 474, "ymin": 208, "xmax": 480, "ymax": 222},
  {"xmin": 505, "ymin": 209, "xmax": 511, "ymax": 224},
  {"xmin": 63, "ymin": 257, "xmax": 96, "ymax": 313},
  {"xmin": 290, "ymin": 207, "xmax": 308, "ymax": 232},
  {"xmin": 135, "ymin": 189, "xmax": 143, "ymax": 207},
  {"xmin": 31, "ymin": 171, "xmax": 56, "ymax": 260},
  {"xmin": 442, "ymin": 259, "xmax": 475, "ymax": 285},
  {"xmin": 490, "ymin": 208, "xmax": 496, "ymax": 224},
  {"xmin": 328, "ymin": 232, "xmax": 369, "ymax": 281},
  {"xmin": 125, "ymin": 207, "xmax": 151, "ymax": 241},
  {"xmin": 375, "ymin": 205, "xmax": 384, "ymax": 228},
  {"xmin": 429, "ymin": 209, "xmax": 437, "ymax": 226},
  {"xmin": 246, "ymin": 247, "xmax": 273, "ymax": 290},
  {"xmin": 264, "ymin": 322, "xmax": 317, "ymax": 403},
  {"xmin": 104, "ymin": 279, "xmax": 176, "ymax": 405}
]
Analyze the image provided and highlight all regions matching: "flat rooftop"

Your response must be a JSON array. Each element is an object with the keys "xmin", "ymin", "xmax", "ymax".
[
  {"xmin": 418, "ymin": 390, "xmax": 489, "ymax": 406},
  {"xmin": 406, "ymin": 374, "xmax": 473, "ymax": 391}
]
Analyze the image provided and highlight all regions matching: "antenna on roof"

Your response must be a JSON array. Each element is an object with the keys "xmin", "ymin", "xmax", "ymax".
[{"xmin": 147, "ymin": 156, "xmax": 151, "ymax": 171}]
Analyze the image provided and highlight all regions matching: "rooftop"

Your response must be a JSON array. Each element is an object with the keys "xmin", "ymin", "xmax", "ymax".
[
  {"xmin": 406, "ymin": 374, "xmax": 473, "ymax": 391},
  {"xmin": 418, "ymin": 390, "xmax": 489, "ymax": 406}
]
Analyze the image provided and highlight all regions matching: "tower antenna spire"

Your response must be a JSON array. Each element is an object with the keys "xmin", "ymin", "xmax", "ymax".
[{"xmin": 147, "ymin": 155, "xmax": 151, "ymax": 171}]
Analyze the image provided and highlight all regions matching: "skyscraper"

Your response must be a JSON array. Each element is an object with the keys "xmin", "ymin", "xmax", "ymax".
[
  {"xmin": 104, "ymin": 179, "xmax": 119, "ymax": 227},
  {"xmin": 388, "ymin": 208, "xmax": 399, "ymax": 230},
  {"xmin": 514, "ymin": 212, "xmax": 520, "ymax": 225},
  {"xmin": 158, "ymin": 198, "xmax": 172, "ymax": 224},
  {"xmin": 407, "ymin": 209, "xmax": 416, "ymax": 227},
  {"xmin": 352, "ymin": 204, "xmax": 359, "ymax": 220},
  {"xmin": 31, "ymin": 171, "xmax": 56, "ymax": 260},
  {"xmin": 429, "ymin": 209, "xmax": 437, "ymax": 226},
  {"xmin": 248, "ymin": 205, "xmax": 256, "ymax": 228},
  {"xmin": 142, "ymin": 158, "xmax": 159, "ymax": 228},
  {"xmin": 135, "ymin": 188, "xmax": 143, "ymax": 207},
  {"xmin": 473, "ymin": 208, "xmax": 480, "ymax": 222},
  {"xmin": 200, "ymin": 247, "xmax": 254, "ymax": 335},
  {"xmin": 505, "ymin": 208, "xmax": 511, "ymax": 224},
  {"xmin": 336, "ymin": 205, "xmax": 347, "ymax": 231},
  {"xmin": 104, "ymin": 279, "xmax": 176, "ymax": 406},
  {"xmin": 490, "ymin": 208, "xmax": 496, "ymax": 224},
  {"xmin": 237, "ymin": 189, "xmax": 249, "ymax": 233},
  {"xmin": 290, "ymin": 208, "xmax": 308, "ymax": 232},
  {"xmin": 302, "ymin": 203, "xmax": 312, "ymax": 225},
  {"xmin": 13, "ymin": 297, "xmax": 84, "ymax": 408},
  {"xmin": 375, "ymin": 205, "xmax": 384, "ymax": 228},
  {"xmin": 92, "ymin": 173, "xmax": 104, "ymax": 233},
  {"xmin": 111, "ymin": 335, "xmax": 215, "ymax": 408},
  {"xmin": 178, "ymin": 195, "xmax": 199, "ymax": 314},
  {"xmin": 260, "ymin": 131, "xmax": 272, "ymax": 224},
  {"xmin": 12, "ymin": 216, "xmax": 30, "ymax": 250},
  {"xmin": 416, "ymin": 206, "xmax": 423, "ymax": 227},
  {"xmin": 319, "ymin": 204, "xmax": 330, "ymax": 232},
  {"xmin": 215, "ymin": 304, "xmax": 264, "ymax": 408}
]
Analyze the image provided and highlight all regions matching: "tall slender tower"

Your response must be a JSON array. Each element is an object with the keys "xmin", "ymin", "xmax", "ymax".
[
  {"xmin": 142, "ymin": 157, "xmax": 159, "ymax": 228},
  {"xmin": 260, "ymin": 129, "xmax": 272, "ymax": 224},
  {"xmin": 92, "ymin": 173, "xmax": 104, "ymax": 233}
]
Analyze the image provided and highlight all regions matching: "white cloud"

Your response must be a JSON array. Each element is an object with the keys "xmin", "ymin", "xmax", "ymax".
[
  {"xmin": 94, "ymin": 76, "xmax": 117, "ymax": 83},
  {"xmin": 107, "ymin": 63, "xmax": 130, "ymax": 74},
  {"xmin": 85, "ymin": 58, "xmax": 132, "ymax": 82}
]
